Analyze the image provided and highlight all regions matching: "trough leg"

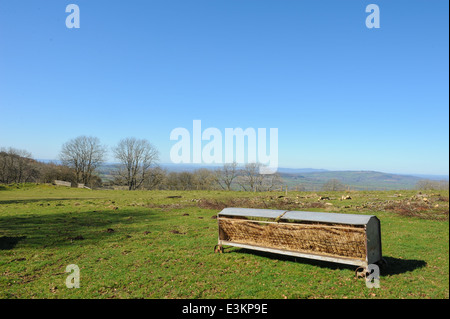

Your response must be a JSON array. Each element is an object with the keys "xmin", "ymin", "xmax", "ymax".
[
  {"xmin": 355, "ymin": 266, "xmax": 368, "ymax": 278},
  {"xmin": 214, "ymin": 244, "xmax": 224, "ymax": 253}
]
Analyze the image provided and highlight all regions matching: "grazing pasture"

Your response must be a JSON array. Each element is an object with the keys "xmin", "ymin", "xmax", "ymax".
[{"xmin": 0, "ymin": 184, "xmax": 448, "ymax": 299}]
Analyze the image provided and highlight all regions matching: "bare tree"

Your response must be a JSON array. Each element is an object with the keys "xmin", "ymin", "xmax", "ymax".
[
  {"xmin": 322, "ymin": 179, "xmax": 346, "ymax": 191},
  {"xmin": 216, "ymin": 162, "xmax": 239, "ymax": 191},
  {"xmin": 165, "ymin": 171, "xmax": 183, "ymax": 190},
  {"xmin": 39, "ymin": 162, "xmax": 76, "ymax": 184},
  {"xmin": 143, "ymin": 166, "xmax": 166, "ymax": 190},
  {"xmin": 236, "ymin": 163, "xmax": 264, "ymax": 192},
  {"xmin": 416, "ymin": 179, "xmax": 449, "ymax": 190},
  {"xmin": 193, "ymin": 168, "xmax": 218, "ymax": 190},
  {"xmin": 0, "ymin": 147, "xmax": 38, "ymax": 183},
  {"xmin": 60, "ymin": 136, "xmax": 107, "ymax": 186},
  {"xmin": 163, "ymin": 171, "xmax": 194, "ymax": 190},
  {"xmin": 159, "ymin": 169, "xmax": 217, "ymax": 190},
  {"xmin": 260, "ymin": 173, "xmax": 283, "ymax": 191},
  {"xmin": 113, "ymin": 137, "xmax": 159, "ymax": 190},
  {"xmin": 178, "ymin": 171, "xmax": 195, "ymax": 190}
]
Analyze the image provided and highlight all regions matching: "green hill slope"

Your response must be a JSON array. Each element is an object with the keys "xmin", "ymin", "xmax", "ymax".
[{"xmin": 280, "ymin": 170, "xmax": 425, "ymax": 191}]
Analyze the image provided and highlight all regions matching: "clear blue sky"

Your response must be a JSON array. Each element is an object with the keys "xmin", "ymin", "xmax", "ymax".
[{"xmin": 0, "ymin": 0, "xmax": 448, "ymax": 175}]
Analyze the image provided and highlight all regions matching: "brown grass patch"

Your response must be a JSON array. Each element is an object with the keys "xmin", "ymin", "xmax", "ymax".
[{"xmin": 197, "ymin": 197, "xmax": 326, "ymax": 211}]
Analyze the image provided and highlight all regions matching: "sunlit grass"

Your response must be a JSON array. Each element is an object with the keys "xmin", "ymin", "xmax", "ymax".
[{"xmin": 0, "ymin": 184, "xmax": 448, "ymax": 298}]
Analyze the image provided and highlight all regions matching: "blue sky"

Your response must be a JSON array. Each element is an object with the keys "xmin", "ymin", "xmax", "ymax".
[{"xmin": 0, "ymin": 0, "xmax": 448, "ymax": 175}]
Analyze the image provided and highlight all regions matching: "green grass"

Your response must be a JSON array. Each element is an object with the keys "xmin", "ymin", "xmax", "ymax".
[{"xmin": 0, "ymin": 184, "xmax": 448, "ymax": 299}]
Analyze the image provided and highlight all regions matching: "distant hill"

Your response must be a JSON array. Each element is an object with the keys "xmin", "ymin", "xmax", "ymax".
[
  {"xmin": 405, "ymin": 174, "xmax": 449, "ymax": 181},
  {"xmin": 95, "ymin": 161, "xmax": 448, "ymax": 190},
  {"xmin": 275, "ymin": 167, "xmax": 329, "ymax": 174},
  {"xmin": 159, "ymin": 163, "xmax": 221, "ymax": 172},
  {"xmin": 280, "ymin": 170, "xmax": 431, "ymax": 191}
]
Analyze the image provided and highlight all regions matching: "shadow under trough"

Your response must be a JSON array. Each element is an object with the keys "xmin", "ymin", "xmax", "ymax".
[
  {"xmin": 226, "ymin": 247, "xmax": 427, "ymax": 275},
  {"xmin": 0, "ymin": 236, "xmax": 26, "ymax": 250}
]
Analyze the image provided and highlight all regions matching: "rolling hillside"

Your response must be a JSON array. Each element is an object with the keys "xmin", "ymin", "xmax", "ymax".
[
  {"xmin": 95, "ymin": 162, "xmax": 448, "ymax": 191},
  {"xmin": 280, "ymin": 170, "xmax": 431, "ymax": 191}
]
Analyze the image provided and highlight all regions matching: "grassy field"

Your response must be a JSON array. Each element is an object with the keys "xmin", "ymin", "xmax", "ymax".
[{"xmin": 0, "ymin": 184, "xmax": 448, "ymax": 299}]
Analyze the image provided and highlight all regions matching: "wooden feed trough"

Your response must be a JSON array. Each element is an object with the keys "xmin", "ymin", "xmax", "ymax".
[{"xmin": 215, "ymin": 208, "xmax": 383, "ymax": 271}]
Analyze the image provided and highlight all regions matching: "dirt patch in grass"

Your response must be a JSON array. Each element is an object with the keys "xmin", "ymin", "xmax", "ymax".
[
  {"xmin": 383, "ymin": 201, "xmax": 448, "ymax": 220},
  {"xmin": 358, "ymin": 194, "xmax": 449, "ymax": 221},
  {"xmin": 169, "ymin": 230, "xmax": 185, "ymax": 235},
  {"xmin": 197, "ymin": 197, "xmax": 326, "ymax": 211},
  {"xmin": 67, "ymin": 235, "xmax": 84, "ymax": 241},
  {"xmin": 143, "ymin": 191, "xmax": 449, "ymax": 221}
]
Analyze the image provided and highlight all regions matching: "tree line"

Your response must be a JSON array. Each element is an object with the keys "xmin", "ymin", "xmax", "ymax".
[
  {"xmin": 0, "ymin": 136, "xmax": 156, "ymax": 189},
  {"xmin": 0, "ymin": 147, "xmax": 83, "ymax": 185},
  {"xmin": 2, "ymin": 136, "xmax": 448, "ymax": 192},
  {"xmin": 59, "ymin": 136, "xmax": 160, "ymax": 190},
  {"xmin": 130, "ymin": 162, "xmax": 284, "ymax": 192},
  {"xmin": 0, "ymin": 136, "xmax": 284, "ymax": 191},
  {"xmin": 415, "ymin": 179, "xmax": 449, "ymax": 191}
]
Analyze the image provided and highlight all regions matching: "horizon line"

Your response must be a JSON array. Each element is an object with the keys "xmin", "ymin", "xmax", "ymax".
[{"xmin": 35, "ymin": 159, "xmax": 449, "ymax": 178}]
